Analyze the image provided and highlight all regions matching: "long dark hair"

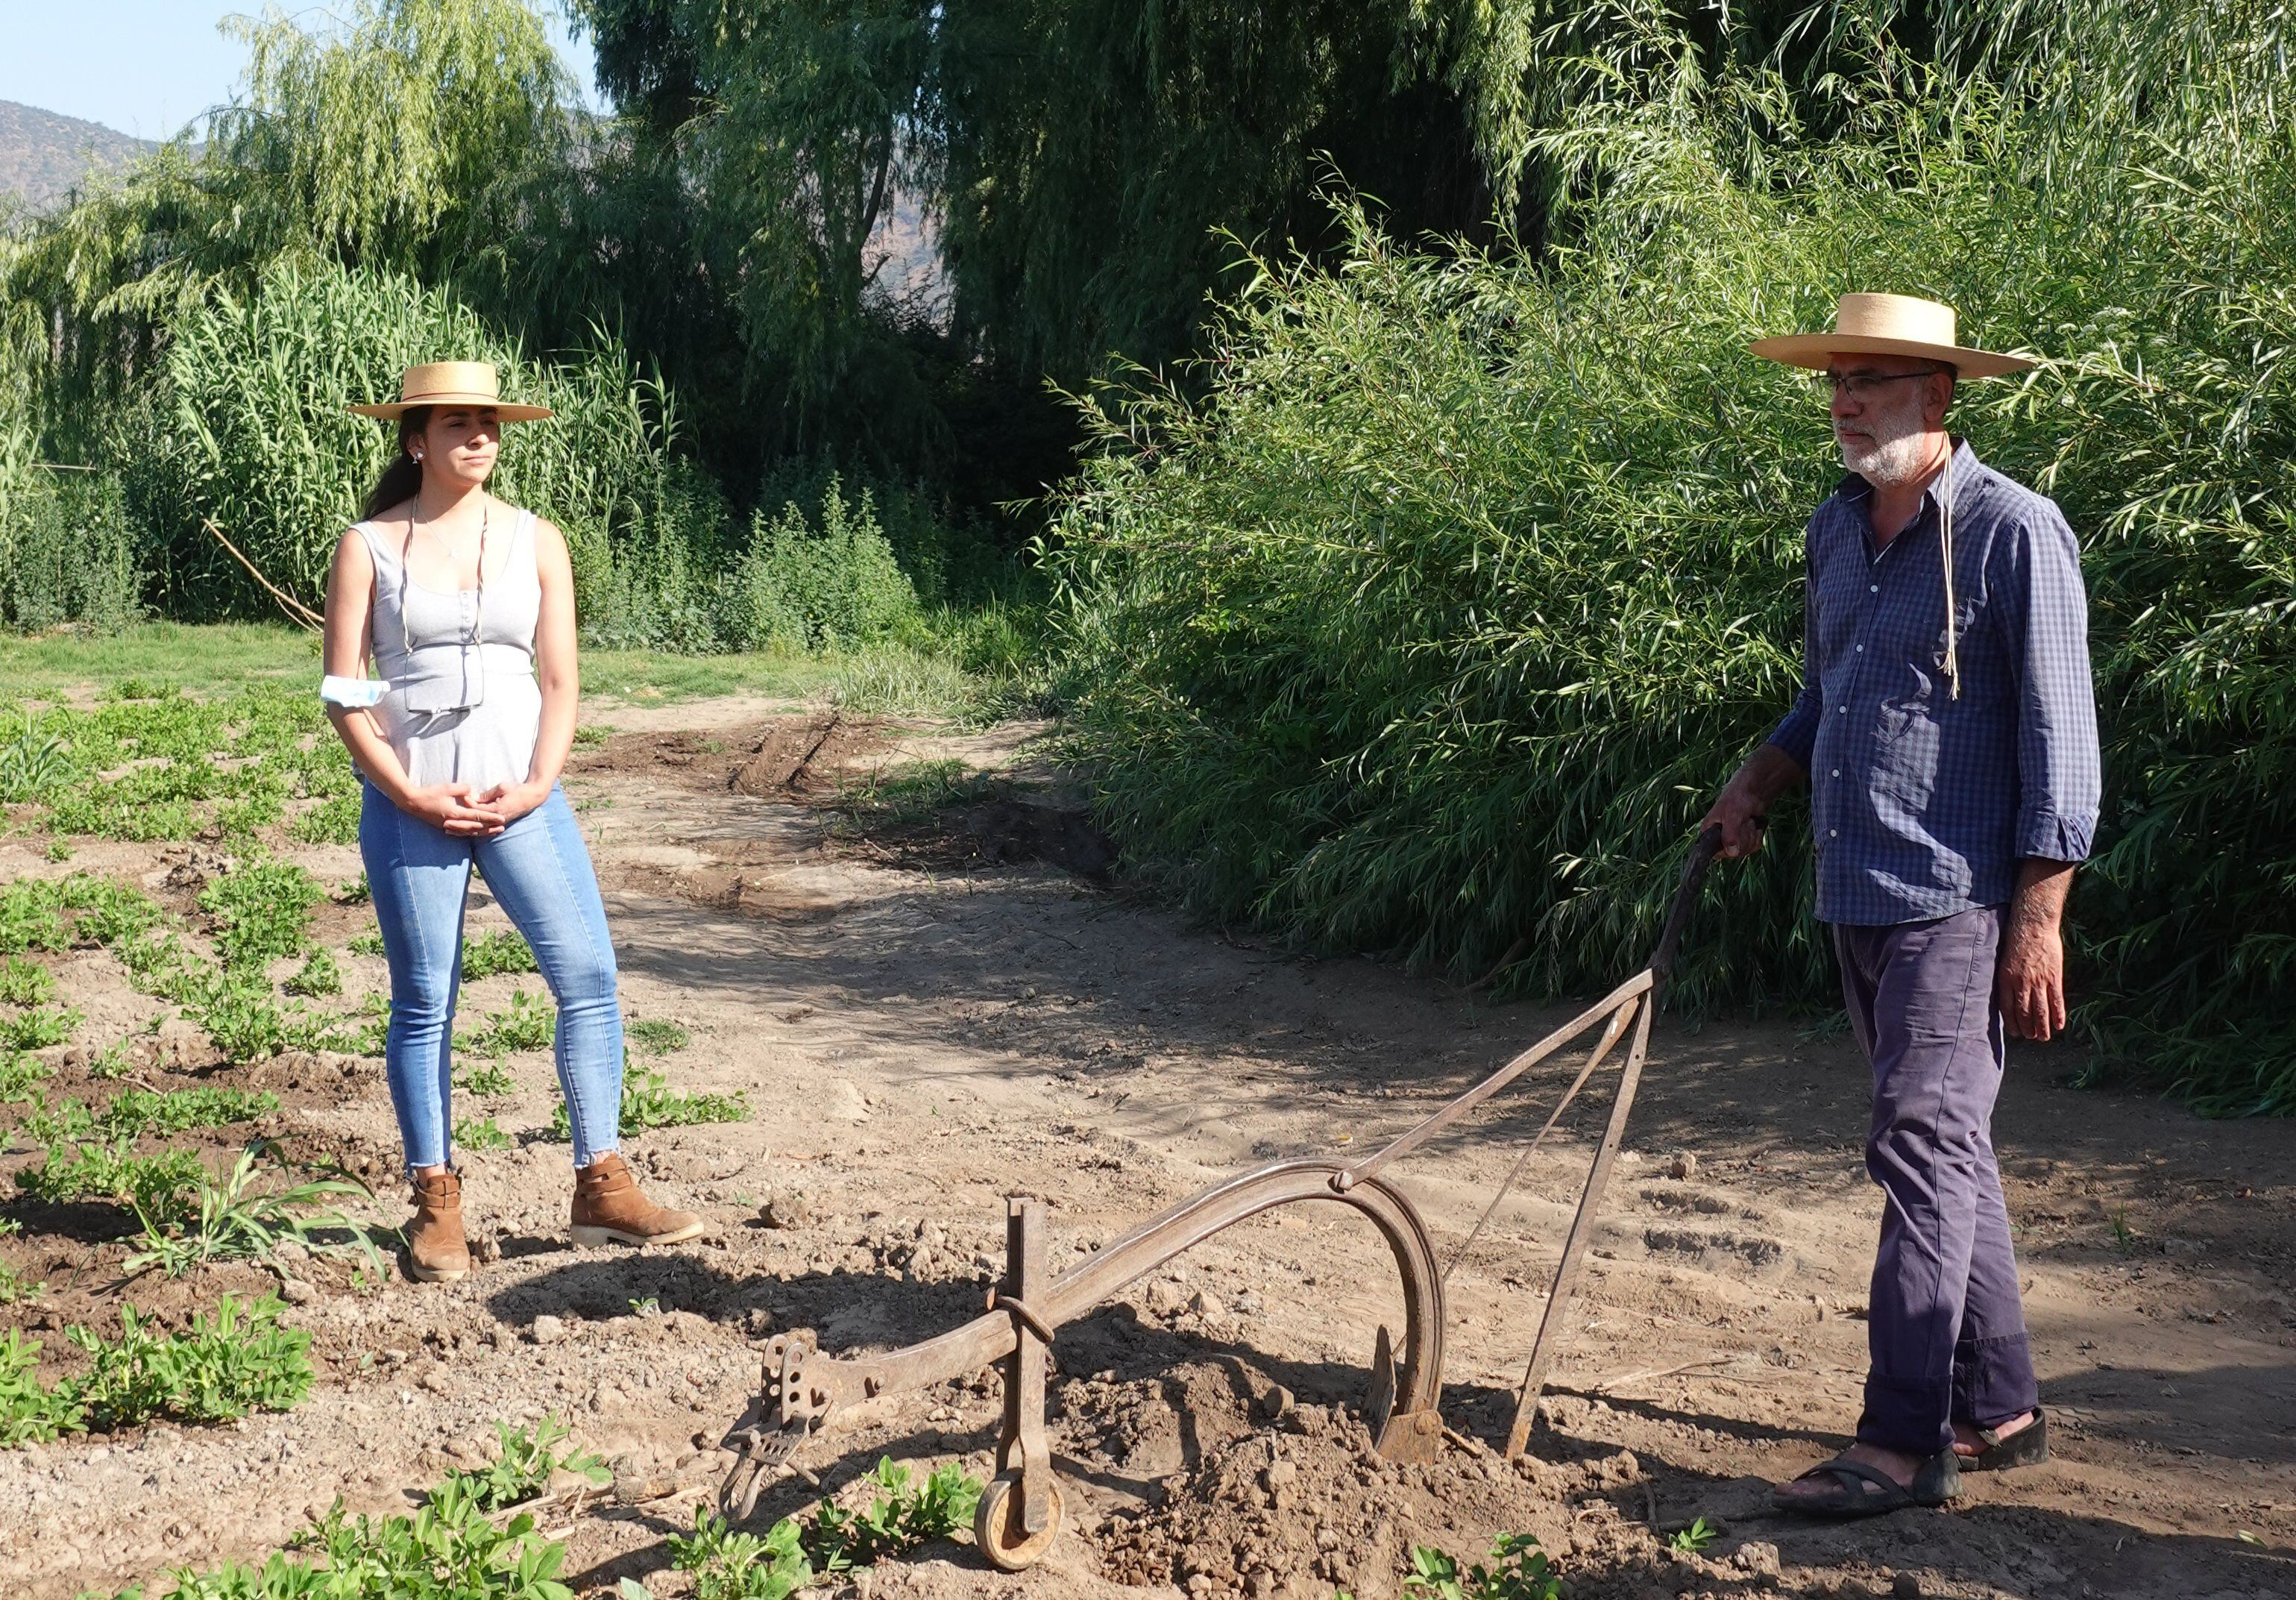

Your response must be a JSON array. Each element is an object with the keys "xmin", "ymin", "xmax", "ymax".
[{"xmin": 359, "ymin": 407, "xmax": 433, "ymax": 520}]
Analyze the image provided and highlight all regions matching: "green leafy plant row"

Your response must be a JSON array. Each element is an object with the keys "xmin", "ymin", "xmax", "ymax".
[
  {"xmin": 548, "ymin": 1066, "xmax": 749, "ymax": 1142},
  {"xmin": 667, "ymin": 1458, "xmax": 984, "ymax": 1599},
  {"xmin": 0, "ymin": 1293, "xmax": 312, "ymax": 1446}
]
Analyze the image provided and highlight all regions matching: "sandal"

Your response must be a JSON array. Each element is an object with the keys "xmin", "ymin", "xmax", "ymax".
[
  {"xmin": 1772, "ymin": 1450, "xmax": 1961, "ymax": 1519},
  {"xmin": 1957, "ymin": 1407, "xmax": 2048, "ymax": 1471}
]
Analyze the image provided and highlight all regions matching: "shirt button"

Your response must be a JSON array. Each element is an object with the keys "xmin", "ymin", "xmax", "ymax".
[
  {"xmin": 1869, "ymin": 584, "xmax": 1878, "ymax": 593},
  {"xmin": 1856, "ymin": 644, "xmax": 1864, "ymax": 652},
  {"xmin": 1829, "ymin": 829, "xmax": 1838, "ymax": 838},
  {"xmin": 1830, "ymin": 769, "xmax": 1839, "ymax": 777}
]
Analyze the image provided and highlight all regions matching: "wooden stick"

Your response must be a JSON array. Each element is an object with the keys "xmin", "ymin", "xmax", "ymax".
[{"xmin": 200, "ymin": 518, "xmax": 324, "ymax": 630}]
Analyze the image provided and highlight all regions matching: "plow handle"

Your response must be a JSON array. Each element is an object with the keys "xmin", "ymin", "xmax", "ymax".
[{"xmin": 1647, "ymin": 824, "xmax": 1723, "ymax": 994}]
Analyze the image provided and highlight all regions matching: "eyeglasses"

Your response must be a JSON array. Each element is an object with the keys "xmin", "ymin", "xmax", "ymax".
[{"xmin": 1814, "ymin": 368, "xmax": 1951, "ymax": 400}]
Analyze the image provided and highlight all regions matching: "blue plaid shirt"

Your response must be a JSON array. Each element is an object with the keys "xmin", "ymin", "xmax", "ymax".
[{"xmin": 1767, "ymin": 439, "xmax": 2100, "ymax": 926}]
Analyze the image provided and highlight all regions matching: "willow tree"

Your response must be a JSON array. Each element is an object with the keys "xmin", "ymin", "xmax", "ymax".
[{"xmin": 1, "ymin": 0, "xmax": 572, "ymax": 445}]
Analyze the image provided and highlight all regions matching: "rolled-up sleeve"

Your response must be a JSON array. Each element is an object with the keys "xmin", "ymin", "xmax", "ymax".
[
  {"xmin": 1766, "ymin": 523, "xmax": 1821, "ymax": 770},
  {"xmin": 1995, "ymin": 508, "xmax": 2101, "ymax": 861}
]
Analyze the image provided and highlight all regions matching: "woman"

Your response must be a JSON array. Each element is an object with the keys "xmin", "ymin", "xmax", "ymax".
[{"xmin": 324, "ymin": 361, "xmax": 700, "ymax": 1283}]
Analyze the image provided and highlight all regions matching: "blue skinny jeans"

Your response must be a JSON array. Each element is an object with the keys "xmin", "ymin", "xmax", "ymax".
[{"xmin": 359, "ymin": 780, "xmax": 623, "ymax": 1173}]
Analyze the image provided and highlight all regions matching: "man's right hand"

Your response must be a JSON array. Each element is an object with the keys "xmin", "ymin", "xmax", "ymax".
[
  {"xmin": 1700, "ymin": 744, "xmax": 1805, "ymax": 859},
  {"xmin": 396, "ymin": 782, "xmax": 506, "ymax": 837}
]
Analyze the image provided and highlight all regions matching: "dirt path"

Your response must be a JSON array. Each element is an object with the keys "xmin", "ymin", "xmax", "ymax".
[{"xmin": 2, "ymin": 697, "xmax": 2291, "ymax": 1600}]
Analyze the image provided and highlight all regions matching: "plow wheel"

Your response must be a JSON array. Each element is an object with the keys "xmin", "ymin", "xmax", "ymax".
[{"xmin": 975, "ymin": 1471, "xmax": 1066, "ymax": 1572}]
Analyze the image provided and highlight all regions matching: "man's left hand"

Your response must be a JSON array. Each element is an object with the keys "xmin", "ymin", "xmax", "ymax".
[
  {"xmin": 1998, "ymin": 859, "xmax": 2076, "ymax": 1041},
  {"xmin": 1997, "ymin": 914, "xmax": 2067, "ymax": 1041}
]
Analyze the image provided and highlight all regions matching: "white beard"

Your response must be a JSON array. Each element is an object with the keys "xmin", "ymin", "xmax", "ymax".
[{"xmin": 1837, "ymin": 392, "xmax": 1937, "ymax": 486}]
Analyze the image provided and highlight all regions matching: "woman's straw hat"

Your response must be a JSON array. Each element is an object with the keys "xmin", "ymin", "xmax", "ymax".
[
  {"xmin": 348, "ymin": 361, "xmax": 553, "ymax": 422},
  {"xmin": 1749, "ymin": 293, "xmax": 2035, "ymax": 379}
]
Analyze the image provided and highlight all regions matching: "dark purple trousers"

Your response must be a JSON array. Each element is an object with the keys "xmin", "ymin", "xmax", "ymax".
[{"xmin": 1832, "ymin": 906, "xmax": 2039, "ymax": 1457}]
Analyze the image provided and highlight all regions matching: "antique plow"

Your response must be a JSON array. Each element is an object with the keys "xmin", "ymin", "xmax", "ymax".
[{"xmin": 720, "ymin": 829, "xmax": 1722, "ymax": 1570}]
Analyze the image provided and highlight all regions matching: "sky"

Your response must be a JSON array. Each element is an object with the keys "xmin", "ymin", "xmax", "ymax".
[{"xmin": 0, "ymin": 1, "xmax": 601, "ymax": 142}]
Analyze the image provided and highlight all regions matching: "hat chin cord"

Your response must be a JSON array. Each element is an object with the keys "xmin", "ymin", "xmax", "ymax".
[{"xmin": 1940, "ymin": 444, "xmax": 1960, "ymax": 700}]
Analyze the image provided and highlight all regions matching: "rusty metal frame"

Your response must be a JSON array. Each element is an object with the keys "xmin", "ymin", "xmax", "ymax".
[{"xmin": 720, "ymin": 828, "xmax": 1721, "ymax": 1569}]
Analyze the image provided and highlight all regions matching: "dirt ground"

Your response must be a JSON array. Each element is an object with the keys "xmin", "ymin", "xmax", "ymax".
[{"xmin": 2, "ymin": 694, "xmax": 2292, "ymax": 1600}]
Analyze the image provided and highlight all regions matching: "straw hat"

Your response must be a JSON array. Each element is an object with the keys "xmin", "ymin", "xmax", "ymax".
[
  {"xmin": 348, "ymin": 361, "xmax": 553, "ymax": 422},
  {"xmin": 1749, "ymin": 293, "xmax": 2035, "ymax": 378}
]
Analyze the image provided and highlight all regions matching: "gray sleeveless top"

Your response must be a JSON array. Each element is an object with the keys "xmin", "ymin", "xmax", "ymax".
[{"xmin": 353, "ymin": 508, "xmax": 544, "ymax": 795}]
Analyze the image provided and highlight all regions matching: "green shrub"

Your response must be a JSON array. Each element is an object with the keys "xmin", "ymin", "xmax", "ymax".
[
  {"xmin": 454, "ymin": 1114, "xmax": 510, "ymax": 1151},
  {"xmin": 467, "ymin": 988, "xmax": 556, "ymax": 1054},
  {"xmin": 716, "ymin": 478, "xmax": 920, "ymax": 651},
  {"xmin": 98, "ymin": 1085, "xmax": 277, "ymax": 1138},
  {"xmin": 0, "ymin": 1328, "xmax": 84, "ymax": 1445},
  {"xmin": 806, "ymin": 1458, "xmax": 981, "ymax": 1572},
  {"xmin": 1400, "ymin": 1534, "xmax": 1561, "ymax": 1600},
  {"xmin": 669, "ymin": 1505, "xmax": 812, "ymax": 1600},
  {"xmin": 453, "ymin": 1058, "xmax": 515, "ymax": 1097},
  {"xmin": 0, "ymin": 463, "xmax": 145, "ymax": 635}
]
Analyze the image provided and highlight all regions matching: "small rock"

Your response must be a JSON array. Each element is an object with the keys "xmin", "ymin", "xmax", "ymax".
[
  {"xmin": 1259, "ymin": 1384, "xmax": 1295, "ymax": 1422},
  {"xmin": 762, "ymin": 1191, "xmax": 812, "ymax": 1229},
  {"xmin": 280, "ymin": 1278, "xmax": 317, "ymax": 1305},
  {"xmin": 1263, "ymin": 1458, "xmax": 1299, "ymax": 1492},
  {"xmin": 1733, "ymin": 1542, "xmax": 1781, "ymax": 1578},
  {"xmin": 1891, "ymin": 1575, "xmax": 1922, "ymax": 1600},
  {"xmin": 530, "ymin": 1314, "xmax": 567, "ymax": 1345},
  {"xmin": 826, "ymin": 1079, "xmax": 870, "ymax": 1122},
  {"xmin": 273, "ymin": 1240, "xmax": 310, "ymax": 1266},
  {"xmin": 420, "ymin": 1366, "xmax": 453, "ymax": 1395},
  {"xmin": 1667, "ymin": 1152, "xmax": 1699, "ymax": 1181},
  {"xmin": 1188, "ymin": 1288, "xmax": 1225, "ymax": 1321},
  {"xmin": 470, "ymin": 1232, "xmax": 501, "ymax": 1264},
  {"xmin": 1143, "ymin": 1280, "xmax": 1189, "ymax": 1317}
]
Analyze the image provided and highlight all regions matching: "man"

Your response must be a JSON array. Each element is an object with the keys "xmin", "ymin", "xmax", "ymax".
[{"xmin": 1703, "ymin": 292, "xmax": 2100, "ymax": 1517}]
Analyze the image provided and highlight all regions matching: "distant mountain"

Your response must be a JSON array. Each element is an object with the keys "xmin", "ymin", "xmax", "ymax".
[{"xmin": 0, "ymin": 101, "xmax": 157, "ymax": 212}]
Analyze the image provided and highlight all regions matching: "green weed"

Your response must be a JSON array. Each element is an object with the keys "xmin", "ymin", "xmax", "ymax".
[
  {"xmin": 468, "ymin": 988, "xmax": 556, "ymax": 1054},
  {"xmin": 462, "ymin": 930, "xmax": 539, "ymax": 980},
  {"xmin": 283, "ymin": 948, "xmax": 342, "ymax": 997},
  {"xmin": 625, "ymin": 1017, "xmax": 689, "ymax": 1055},
  {"xmin": 1667, "ymin": 1517, "xmax": 1719, "ymax": 1554},
  {"xmin": 1400, "ymin": 1534, "xmax": 1561, "ymax": 1600},
  {"xmin": 98, "ymin": 1085, "xmax": 278, "ymax": 1138},
  {"xmin": 201, "ymin": 861, "xmax": 321, "ymax": 968},
  {"xmin": 0, "ymin": 1003, "xmax": 78, "ymax": 1050},
  {"xmin": 431, "ymin": 1415, "xmax": 608, "ymax": 1513},
  {"xmin": 550, "ymin": 1067, "xmax": 747, "ymax": 1141},
  {"xmin": 43, "ymin": 840, "xmax": 72, "ymax": 863},
  {"xmin": 347, "ymin": 926, "xmax": 386, "ymax": 955},
  {"xmin": 454, "ymin": 1058, "xmax": 515, "ymax": 1098},
  {"xmin": 0, "ymin": 1217, "xmax": 40, "ymax": 1304},
  {"xmin": 0, "ymin": 1328, "xmax": 83, "ymax": 1444},
  {"xmin": 125, "ymin": 1143, "xmax": 380, "ymax": 1279},
  {"xmin": 455, "ymin": 1115, "xmax": 511, "ymax": 1152},
  {"xmin": 0, "ymin": 955, "xmax": 55, "ymax": 1006},
  {"xmin": 0, "ymin": 710, "xmax": 78, "ymax": 803}
]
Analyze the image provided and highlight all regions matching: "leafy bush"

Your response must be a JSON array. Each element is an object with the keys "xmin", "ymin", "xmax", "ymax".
[
  {"xmin": 289, "ymin": 791, "xmax": 362, "ymax": 845},
  {"xmin": 715, "ymin": 478, "xmax": 921, "ymax": 651},
  {"xmin": 431, "ymin": 1415, "xmax": 608, "ymax": 1512},
  {"xmin": 462, "ymin": 929, "xmax": 538, "ymax": 980},
  {"xmin": 670, "ymin": 1506, "xmax": 812, "ymax": 1600},
  {"xmin": 0, "ymin": 456, "xmax": 145, "ymax": 635},
  {"xmin": 98, "ymin": 1086, "xmax": 278, "ymax": 1139},
  {"xmin": 1048, "ymin": 34, "xmax": 2296, "ymax": 1111},
  {"xmin": 0, "ymin": 1051, "xmax": 49, "ymax": 1102},
  {"xmin": 454, "ymin": 1114, "xmax": 511, "ymax": 1151},
  {"xmin": 454, "ymin": 1058, "xmax": 515, "ymax": 1097},
  {"xmin": 0, "ymin": 710, "xmax": 78, "ymax": 802},
  {"xmin": 0, "ymin": 1328, "xmax": 84, "ymax": 1445},
  {"xmin": 807, "ymin": 1458, "xmax": 982, "ymax": 1572},
  {"xmin": 1398, "ymin": 1534, "xmax": 1561, "ymax": 1600},
  {"xmin": 283, "ymin": 948, "xmax": 342, "ymax": 997}
]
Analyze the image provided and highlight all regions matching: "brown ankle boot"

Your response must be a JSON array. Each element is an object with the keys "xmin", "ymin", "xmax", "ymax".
[
  {"xmin": 406, "ymin": 1169, "xmax": 471, "ymax": 1283},
  {"xmin": 570, "ymin": 1153, "xmax": 704, "ymax": 1247}
]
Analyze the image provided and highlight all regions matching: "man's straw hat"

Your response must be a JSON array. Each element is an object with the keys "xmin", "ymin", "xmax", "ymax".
[
  {"xmin": 1749, "ymin": 293, "xmax": 2035, "ymax": 379},
  {"xmin": 348, "ymin": 361, "xmax": 553, "ymax": 422}
]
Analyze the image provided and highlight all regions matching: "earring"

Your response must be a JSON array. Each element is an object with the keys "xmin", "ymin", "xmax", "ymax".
[{"xmin": 412, "ymin": 451, "xmax": 424, "ymax": 462}]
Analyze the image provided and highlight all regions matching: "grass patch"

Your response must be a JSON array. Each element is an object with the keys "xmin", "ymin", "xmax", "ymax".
[
  {"xmin": 625, "ymin": 1017, "xmax": 689, "ymax": 1055},
  {"xmin": 0, "ymin": 624, "xmax": 318, "ymax": 702}
]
